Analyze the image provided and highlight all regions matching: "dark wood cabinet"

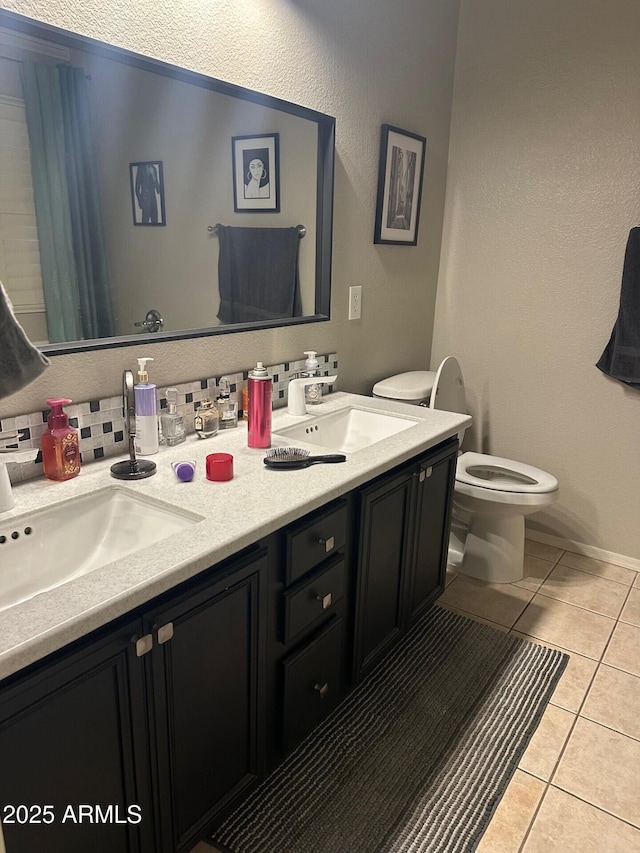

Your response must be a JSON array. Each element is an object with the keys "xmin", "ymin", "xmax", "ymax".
[
  {"xmin": 0, "ymin": 437, "xmax": 458, "ymax": 852},
  {"xmin": 406, "ymin": 438, "xmax": 458, "ymax": 625},
  {"xmin": 0, "ymin": 617, "xmax": 155, "ymax": 853},
  {"xmin": 353, "ymin": 438, "xmax": 458, "ymax": 681},
  {"xmin": 148, "ymin": 546, "xmax": 266, "ymax": 853},
  {"xmin": 352, "ymin": 468, "xmax": 414, "ymax": 680},
  {"xmin": 266, "ymin": 499, "xmax": 351, "ymax": 766},
  {"xmin": 0, "ymin": 546, "xmax": 267, "ymax": 853}
]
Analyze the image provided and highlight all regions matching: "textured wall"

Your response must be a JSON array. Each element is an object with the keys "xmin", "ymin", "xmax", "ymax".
[
  {"xmin": 432, "ymin": 0, "xmax": 640, "ymax": 560},
  {"xmin": 0, "ymin": 0, "xmax": 460, "ymax": 416}
]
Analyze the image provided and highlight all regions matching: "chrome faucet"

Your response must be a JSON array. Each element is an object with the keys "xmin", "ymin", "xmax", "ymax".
[
  {"xmin": 0, "ymin": 433, "xmax": 38, "ymax": 513},
  {"xmin": 110, "ymin": 370, "xmax": 157, "ymax": 480},
  {"xmin": 287, "ymin": 375, "xmax": 337, "ymax": 416}
]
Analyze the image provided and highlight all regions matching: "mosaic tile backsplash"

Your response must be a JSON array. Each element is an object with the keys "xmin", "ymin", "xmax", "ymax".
[{"xmin": 0, "ymin": 352, "xmax": 339, "ymax": 485}]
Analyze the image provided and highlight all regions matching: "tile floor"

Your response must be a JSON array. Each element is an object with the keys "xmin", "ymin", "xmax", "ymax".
[{"xmin": 194, "ymin": 540, "xmax": 640, "ymax": 852}]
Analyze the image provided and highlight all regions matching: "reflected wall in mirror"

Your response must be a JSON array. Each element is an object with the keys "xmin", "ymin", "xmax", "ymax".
[{"xmin": 0, "ymin": 11, "xmax": 334, "ymax": 354}]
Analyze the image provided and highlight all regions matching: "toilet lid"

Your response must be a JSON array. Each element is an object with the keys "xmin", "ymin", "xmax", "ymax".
[
  {"xmin": 456, "ymin": 452, "xmax": 558, "ymax": 494},
  {"xmin": 372, "ymin": 371, "xmax": 436, "ymax": 400}
]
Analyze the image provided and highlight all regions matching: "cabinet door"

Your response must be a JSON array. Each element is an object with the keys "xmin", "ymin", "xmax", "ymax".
[
  {"xmin": 406, "ymin": 440, "xmax": 457, "ymax": 625},
  {"xmin": 148, "ymin": 547, "xmax": 266, "ymax": 853},
  {"xmin": 0, "ymin": 618, "xmax": 155, "ymax": 853},
  {"xmin": 353, "ymin": 468, "xmax": 413, "ymax": 681}
]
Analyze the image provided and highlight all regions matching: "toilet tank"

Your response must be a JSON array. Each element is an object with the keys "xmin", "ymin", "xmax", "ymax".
[{"xmin": 372, "ymin": 371, "xmax": 436, "ymax": 405}]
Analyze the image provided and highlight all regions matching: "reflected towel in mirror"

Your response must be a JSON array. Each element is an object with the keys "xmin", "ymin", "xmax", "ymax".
[
  {"xmin": 217, "ymin": 226, "xmax": 302, "ymax": 324},
  {"xmin": 0, "ymin": 281, "xmax": 50, "ymax": 399}
]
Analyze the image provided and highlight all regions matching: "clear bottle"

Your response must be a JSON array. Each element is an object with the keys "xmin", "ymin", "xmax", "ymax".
[
  {"xmin": 302, "ymin": 351, "xmax": 322, "ymax": 405},
  {"xmin": 194, "ymin": 398, "xmax": 219, "ymax": 438},
  {"xmin": 41, "ymin": 398, "xmax": 81, "ymax": 481},
  {"xmin": 160, "ymin": 387, "xmax": 186, "ymax": 446},
  {"xmin": 217, "ymin": 376, "xmax": 238, "ymax": 429}
]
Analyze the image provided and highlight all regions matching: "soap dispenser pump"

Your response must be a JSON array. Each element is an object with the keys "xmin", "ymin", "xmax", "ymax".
[
  {"xmin": 41, "ymin": 398, "xmax": 81, "ymax": 481},
  {"xmin": 134, "ymin": 357, "xmax": 159, "ymax": 455}
]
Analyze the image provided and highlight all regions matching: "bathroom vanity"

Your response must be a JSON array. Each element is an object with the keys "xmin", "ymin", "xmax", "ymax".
[{"xmin": 0, "ymin": 393, "xmax": 470, "ymax": 853}]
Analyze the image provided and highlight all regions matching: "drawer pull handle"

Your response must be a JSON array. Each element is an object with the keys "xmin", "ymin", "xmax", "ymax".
[
  {"xmin": 319, "ymin": 536, "xmax": 335, "ymax": 553},
  {"xmin": 316, "ymin": 592, "xmax": 333, "ymax": 610},
  {"xmin": 314, "ymin": 682, "xmax": 329, "ymax": 699},
  {"xmin": 133, "ymin": 634, "xmax": 153, "ymax": 657},
  {"xmin": 157, "ymin": 622, "xmax": 174, "ymax": 644}
]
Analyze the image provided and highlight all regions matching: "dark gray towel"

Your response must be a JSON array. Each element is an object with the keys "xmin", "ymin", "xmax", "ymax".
[
  {"xmin": 596, "ymin": 227, "xmax": 640, "ymax": 389},
  {"xmin": 0, "ymin": 281, "xmax": 50, "ymax": 399},
  {"xmin": 217, "ymin": 225, "xmax": 302, "ymax": 324}
]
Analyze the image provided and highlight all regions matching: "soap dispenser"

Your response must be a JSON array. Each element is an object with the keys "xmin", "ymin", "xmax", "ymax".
[
  {"xmin": 302, "ymin": 351, "xmax": 321, "ymax": 405},
  {"xmin": 134, "ymin": 357, "xmax": 159, "ymax": 456},
  {"xmin": 41, "ymin": 398, "xmax": 81, "ymax": 481}
]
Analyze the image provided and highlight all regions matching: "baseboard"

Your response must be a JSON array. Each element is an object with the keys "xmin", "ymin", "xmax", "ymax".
[{"xmin": 525, "ymin": 527, "xmax": 640, "ymax": 572}]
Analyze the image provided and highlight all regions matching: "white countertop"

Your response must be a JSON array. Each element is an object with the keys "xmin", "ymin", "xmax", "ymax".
[{"xmin": 0, "ymin": 392, "xmax": 471, "ymax": 681}]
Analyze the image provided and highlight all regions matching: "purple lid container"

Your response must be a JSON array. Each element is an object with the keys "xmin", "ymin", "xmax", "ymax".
[{"xmin": 172, "ymin": 460, "xmax": 196, "ymax": 482}]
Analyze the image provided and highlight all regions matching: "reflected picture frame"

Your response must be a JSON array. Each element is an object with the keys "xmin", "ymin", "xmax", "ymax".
[
  {"xmin": 373, "ymin": 125, "xmax": 426, "ymax": 246},
  {"xmin": 130, "ymin": 160, "xmax": 166, "ymax": 226},
  {"xmin": 232, "ymin": 133, "xmax": 280, "ymax": 213}
]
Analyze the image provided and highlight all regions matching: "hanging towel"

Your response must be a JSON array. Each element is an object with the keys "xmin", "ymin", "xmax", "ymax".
[
  {"xmin": 0, "ymin": 280, "xmax": 50, "ymax": 400},
  {"xmin": 217, "ymin": 226, "xmax": 302, "ymax": 324},
  {"xmin": 596, "ymin": 227, "xmax": 640, "ymax": 389}
]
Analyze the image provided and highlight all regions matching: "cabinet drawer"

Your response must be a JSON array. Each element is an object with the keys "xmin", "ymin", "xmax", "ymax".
[
  {"xmin": 282, "ymin": 616, "xmax": 343, "ymax": 753},
  {"xmin": 283, "ymin": 557, "xmax": 345, "ymax": 644},
  {"xmin": 285, "ymin": 500, "xmax": 347, "ymax": 585}
]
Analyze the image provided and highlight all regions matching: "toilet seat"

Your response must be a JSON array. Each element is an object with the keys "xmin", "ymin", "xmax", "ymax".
[{"xmin": 456, "ymin": 452, "xmax": 558, "ymax": 494}]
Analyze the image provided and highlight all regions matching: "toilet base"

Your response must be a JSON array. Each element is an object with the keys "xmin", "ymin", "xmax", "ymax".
[{"xmin": 449, "ymin": 513, "xmax": 525, "ymax": 584}]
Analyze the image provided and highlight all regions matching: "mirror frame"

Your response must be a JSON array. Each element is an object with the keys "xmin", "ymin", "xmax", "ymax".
[{"xmin": 0, "ymin": 9, "xmax": 335, "ymax": 355}]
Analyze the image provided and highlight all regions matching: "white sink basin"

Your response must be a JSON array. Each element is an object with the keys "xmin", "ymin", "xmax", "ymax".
[
  {"xmin": 0, "ymin": 486, "xmax": 203, "ymax": 612},
  {"xmin": 274, "ymin": 405, "xmax": 420, "ymax": 454}
]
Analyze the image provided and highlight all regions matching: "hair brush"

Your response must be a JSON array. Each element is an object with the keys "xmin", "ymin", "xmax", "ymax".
[{"xmin": 264, "ymin": 447, "xmax": 346, "ymax": 469}]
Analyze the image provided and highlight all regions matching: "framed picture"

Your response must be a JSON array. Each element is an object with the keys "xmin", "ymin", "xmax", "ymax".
[
  {"xmin": 373, "ymin": 125, "xmax": 426, "ymax": 245},
  {"xmin": 232, "ymin": 133, "xmax": 280, "ymax": 212},
  {"xmin": 130, "ymin": 161, "xmax": 166, "ymax": 226}
]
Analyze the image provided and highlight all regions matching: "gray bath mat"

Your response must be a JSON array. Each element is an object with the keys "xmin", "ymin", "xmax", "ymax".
[{"xmin": 210, "ymin": 606, "xmax": 568, "ymax": 853}]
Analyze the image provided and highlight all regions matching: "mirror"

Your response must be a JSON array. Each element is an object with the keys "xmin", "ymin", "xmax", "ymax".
[{"xmin": 0, "ymin": 10, "xmax": 334, "ymax": 355}]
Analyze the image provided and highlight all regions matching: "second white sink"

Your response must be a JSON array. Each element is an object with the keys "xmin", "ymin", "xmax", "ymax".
[
  {"xmin": 0, "ymin": 486, "xmax": 203, "ymax": 613},
  {"xmin": 274, "ymin": 405, "xmax": 420, "ymax": 454}
]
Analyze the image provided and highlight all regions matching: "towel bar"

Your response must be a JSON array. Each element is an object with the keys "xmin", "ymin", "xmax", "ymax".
[{"xmin": 208, "ymin": 223, "xmax": 306, "ymax": 238}]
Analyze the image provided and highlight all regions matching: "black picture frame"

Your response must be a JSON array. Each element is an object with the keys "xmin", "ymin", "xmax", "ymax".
[
  {"xmin": 232, "ymin": 133, "xmax": 280, "ymax": 213},
  {"xmin": 373, "ymin": 125, "xmax": 426, "ymax": 246},
  {"xmin": 130, "ymin": 160, "xmax": 166, "ymax": 226}
]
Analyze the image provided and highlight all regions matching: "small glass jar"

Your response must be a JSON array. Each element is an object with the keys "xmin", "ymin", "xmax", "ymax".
[{"xmin": 194, "ymin": 398, "xmax": 218, "ymax": 438}]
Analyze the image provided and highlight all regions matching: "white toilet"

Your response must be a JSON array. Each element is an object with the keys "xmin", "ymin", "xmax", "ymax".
[{"xmin": 373, "ymin": 357, "xmax": 559, "ymax": 583}]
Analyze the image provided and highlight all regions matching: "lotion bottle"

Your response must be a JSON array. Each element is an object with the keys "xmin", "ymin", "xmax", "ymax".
[
  {"xmin": 134, "ymin": 357, "xmax": 159, "ymax": 455},
  {"xmin": 41, "ymin": 398, "xmax": 81, "ymax": 481}
]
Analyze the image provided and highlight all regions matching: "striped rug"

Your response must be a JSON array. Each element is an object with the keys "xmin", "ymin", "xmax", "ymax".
[{"xmin": 211, "ymin": 606, "xmax": 568, "ymax": 853}]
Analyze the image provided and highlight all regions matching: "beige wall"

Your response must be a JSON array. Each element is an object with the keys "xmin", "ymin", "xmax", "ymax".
[
  {"xmin": 433, "ymin": 0, "xmax": 640, "ymax": 561},
  {"xmin": 0, "ymin": 0, "xmax": 460, "ymax": 415}
]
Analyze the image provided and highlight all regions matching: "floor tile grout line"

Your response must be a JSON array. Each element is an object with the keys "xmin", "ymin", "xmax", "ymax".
[
  {"xmin": 533, "ymin": 586, "xmax": 626, "ymax": 621},
  {"xmin": 555, "ymin": 559, "xmax": 638, "ymax": 587}
]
